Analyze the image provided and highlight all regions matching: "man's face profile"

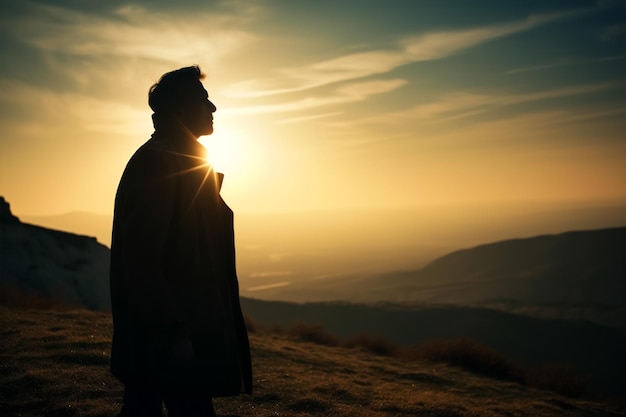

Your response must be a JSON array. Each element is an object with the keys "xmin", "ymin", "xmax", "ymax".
[{"xmin": 184, "ymin": 83, "xmax": 217, "ymax": 138}]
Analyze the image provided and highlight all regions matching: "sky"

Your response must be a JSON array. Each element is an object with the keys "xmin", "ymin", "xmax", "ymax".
[
  {"xmin": 1, "ymin": 1, "xmax": 625, "ymax": 225},
  {"xmin": 0, "ymin": 0, "xmax": 626, "ymax": 215}
]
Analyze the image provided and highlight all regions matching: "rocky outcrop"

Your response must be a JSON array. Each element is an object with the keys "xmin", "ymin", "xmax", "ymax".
[
  {"xmin": 0, "ymin": 196, "xmax": 20, "ymax": 224},
  {"xmin": 0, "ymin": 197, "xmax": 110, "ymax": 310}
]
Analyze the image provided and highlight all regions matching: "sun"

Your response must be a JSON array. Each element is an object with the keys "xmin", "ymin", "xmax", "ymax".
[
  {"xmin": 200, "ymin": 125, "xmax": 240, "ymax": 174},
  {"xmin": 198, "ymin": 122, "xmax": 259, "ymax": 191}
]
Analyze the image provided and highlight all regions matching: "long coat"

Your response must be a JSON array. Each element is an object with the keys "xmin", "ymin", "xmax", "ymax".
[{"xmin": 109, "ymin": 131, "xmax": 252, "ymax": 396}]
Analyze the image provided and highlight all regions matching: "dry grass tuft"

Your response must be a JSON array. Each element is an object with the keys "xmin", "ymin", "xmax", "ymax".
[
  {"xmin": 403, "ymin": 338, "xmax": 524, "ymax": 383},
  {"xmin": 342, "ymin": 334, "xmax": 397, "ymax": 356},
  {"xmin": 285, "ymin": 322, "xmax": 339, "ymax": 346}
]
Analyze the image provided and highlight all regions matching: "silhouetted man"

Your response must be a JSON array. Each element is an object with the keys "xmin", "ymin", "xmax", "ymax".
[{"xmin": 110, "ymin": 66, "xmax": 252, "ymax": 417}]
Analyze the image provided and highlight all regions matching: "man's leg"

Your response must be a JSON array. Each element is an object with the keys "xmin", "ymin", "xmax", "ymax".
[
  {"xmin": 163, "ymin": 390, "xmax": 215, "ymax": 417},
  {"xmin": 163, "ymin": 338, "xmax": 215, "ymax": 417},
  {"xmin": 117, "ymin": 384, "xmax": 164, "ymax": 417}
]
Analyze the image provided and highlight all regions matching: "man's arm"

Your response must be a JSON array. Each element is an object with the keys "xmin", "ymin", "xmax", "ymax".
[{"xmin": 114, "ymin": 150, "xmax": 181, "ymax": 330}]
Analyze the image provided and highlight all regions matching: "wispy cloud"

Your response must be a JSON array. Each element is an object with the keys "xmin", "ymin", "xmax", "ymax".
[
  {"xmin": 600, "ymin": 23, "xmax": 626, "ymax": 40},
  {"xmin": 506, "ymin": 55, "xmax": 625, "ymax": 74},
  {"xmin": 246, "ymin": 281, "xmax": 291, "ymax": 292},
  {"xmin": 0, "ymin": 2, "xmax": 259, "ymax": 126},
  {"xmin": 0, "ymin": 80, "xmax": 150, "ymax": 137},
  {"xmin": 3, "ymin": 3, "xmax": 256, "ymax": 65},
  {"xmin": 225, "ymin": 79, "xmax": 406, "ymax": 114},
  {"xmin": 277, "ymin": 112, "xmax": 342, "ymax": 125},
  {"xmin": 226, "ymin": 8, "xmax": 590, "ymax": 98},
  {"xmin": 432, "ymin": 106, "xmax": 626, "ymax": 147},
  {"xmin": 349, "ymin": 82, "xmax": 617, "ymax": 126},
  {"xmin": 319, "ymin": 82, "xmax": 622, "ymax": 144}
]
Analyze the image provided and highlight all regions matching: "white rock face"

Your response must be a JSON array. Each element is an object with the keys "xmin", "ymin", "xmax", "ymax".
[{"xmin": 0, "ymin": 217, "xmax": 111, "ymax": 311}]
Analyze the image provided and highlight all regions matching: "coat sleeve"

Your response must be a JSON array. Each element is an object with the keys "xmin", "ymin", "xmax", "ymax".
[{"xmin": 113, "ymin": 149, "xmax": 183, "ymax": 331}]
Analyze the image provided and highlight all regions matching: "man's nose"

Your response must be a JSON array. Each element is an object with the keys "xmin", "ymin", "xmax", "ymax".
[{"xmin": 207, "ymin": 100, "xmax": 217, "ymax": 113}]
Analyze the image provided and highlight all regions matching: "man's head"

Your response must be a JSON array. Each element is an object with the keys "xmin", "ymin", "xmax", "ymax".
[{"xmin": 148, "ymin": 65, "xmax": 217, "ymax": 138}]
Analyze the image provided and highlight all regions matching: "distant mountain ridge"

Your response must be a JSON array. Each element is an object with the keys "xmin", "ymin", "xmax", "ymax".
[
  {"xmin": 373, "ymin": 227, "xmax": 626, "ymax": 324},
  {"xmin": 254, "ymin": 227, "xmax": 626, "ymax": 326},
  {"xmin": 407, "ymin": 227, "xmax": 626, "ymax": 302}
]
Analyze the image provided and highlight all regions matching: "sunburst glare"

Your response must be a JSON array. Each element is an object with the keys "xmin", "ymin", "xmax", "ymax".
[{"xmin": 199, "ymin": 121, "xmax": 261, "ymax": 194}]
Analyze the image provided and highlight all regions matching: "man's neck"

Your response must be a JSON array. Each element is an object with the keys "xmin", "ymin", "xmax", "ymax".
[{"xmin": 152, "ymin": 113, "xmax": 199, "ymax": 141}]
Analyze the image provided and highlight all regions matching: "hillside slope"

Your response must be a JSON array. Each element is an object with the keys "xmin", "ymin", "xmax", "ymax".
[
  {"xmin": 241, "ymin": 298, "xmax": 626, "ymax": 396},
  {"xmin": 1, "ymin": 306, "xmax": 624, "ymax": 417}
]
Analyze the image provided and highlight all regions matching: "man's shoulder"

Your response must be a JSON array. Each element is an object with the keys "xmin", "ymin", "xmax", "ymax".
[
  {"xmin": 135, "ymin": 136, "xmax": 168, "ymax": 154},
  {"xmin": 128, "ymin": 137, "xmax": 170, "ymax": 163},
  {"xmin": 121, "ymin": 137, "xmax": 176, "ymax": 178}
]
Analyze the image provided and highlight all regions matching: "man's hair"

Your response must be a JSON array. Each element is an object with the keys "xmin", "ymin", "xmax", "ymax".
[{"xmin": 148, "ymin": 65, "xmax": 206, "ymax": 115}]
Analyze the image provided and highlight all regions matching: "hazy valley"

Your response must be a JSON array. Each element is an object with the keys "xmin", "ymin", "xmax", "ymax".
[
  {"xmin": 21, "ymin": 199, "xmax": 626, "ymax": 300},
  {"xmin": 16, "ymin": 199, "xmax": 626, "ymax": 326},
  {"xmin": 2, "ymin": 196, "xmax": 626, "ymax": 409}
]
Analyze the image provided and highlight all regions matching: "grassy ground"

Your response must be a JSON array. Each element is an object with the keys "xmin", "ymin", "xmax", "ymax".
[{"xmin": 1, "ymin": 306, "xmax": 624, "ymax": 417}]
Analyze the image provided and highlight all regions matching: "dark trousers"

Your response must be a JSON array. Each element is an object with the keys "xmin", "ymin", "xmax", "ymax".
[
  {"xmin": 117, "ymin": 384, "xmax": 215, "ymax": 417},
  {"xmin": 116, "ymin": 337, "xmax": 216, "ymax": 416}
]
